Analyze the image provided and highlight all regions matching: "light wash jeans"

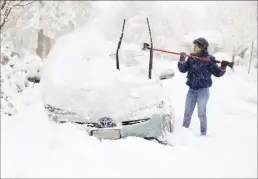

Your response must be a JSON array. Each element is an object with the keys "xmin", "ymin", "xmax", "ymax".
[{"xmin": 182, "ymin": 87, "xmax": 210, "ymax": 135}]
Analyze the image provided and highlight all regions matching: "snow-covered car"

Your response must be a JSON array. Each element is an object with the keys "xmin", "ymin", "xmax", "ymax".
[{"xmin": 40, "ymin": 28, "xmax": 175, "ymax": 144}]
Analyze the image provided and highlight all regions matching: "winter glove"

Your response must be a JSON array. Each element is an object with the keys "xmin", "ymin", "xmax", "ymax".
[
  {"xmin": 220, "ymin": 60, "xmax": 228, "ymax": 70},
  {"xmin": 179, "ymin": 52, "xmax": 187, "ymax": 61}
]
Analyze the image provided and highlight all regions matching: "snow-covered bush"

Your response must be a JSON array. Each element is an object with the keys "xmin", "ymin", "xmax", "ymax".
[
  {"xmin": 1, "ymin": 66, "xmax": 18, "ymax": 116},
  {"xmin": 0, "ymin": 47, "xmax": 43, "ymax": 116},
  {"xmin": 0, "ymin": 90, "xmax": 17, "ymax": 116},
  {"xmin": 205, "ymin": 1, "xmax": 257, "ymax": 63}
]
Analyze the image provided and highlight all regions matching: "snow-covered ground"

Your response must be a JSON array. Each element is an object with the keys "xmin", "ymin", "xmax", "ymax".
[{"xmin": 1, "ymin": 61, "xmax": 257, "ymax": 177}]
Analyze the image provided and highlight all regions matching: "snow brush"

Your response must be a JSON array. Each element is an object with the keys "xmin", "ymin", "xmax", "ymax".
[{"xmin": 142, "ymin": 42, "xmax": 234, "ymax": 69}]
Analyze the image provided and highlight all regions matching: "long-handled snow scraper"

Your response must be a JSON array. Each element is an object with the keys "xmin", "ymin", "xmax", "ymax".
[{"xmin": 142, "ymin": 42, "xmax": 234, "ymax": 69}]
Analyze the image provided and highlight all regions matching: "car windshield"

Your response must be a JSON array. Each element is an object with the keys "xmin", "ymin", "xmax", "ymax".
[{"xmin": 41, "ymin": 44, "xmax": 165, "ymax": 121}]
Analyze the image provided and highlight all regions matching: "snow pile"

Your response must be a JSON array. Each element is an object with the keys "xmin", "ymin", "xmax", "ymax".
[
  {"xmin": 1, "ymin": 46, "xmax": 43, "ymax": 116},
  {"xmin": 40, "ymin": 25, "xmax": 171, "ymax": 121}
]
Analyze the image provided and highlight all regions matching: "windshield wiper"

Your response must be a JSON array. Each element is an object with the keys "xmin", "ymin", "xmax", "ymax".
[
  {"xmin": 116, "ymin": 19, "xmax": 126, "ymax": 70},
  {"xmin": 115, "ymin": 18, "xmax": 153, "ymax": 80},
  {"xmin": 146, "ymin": 18, "xmax": 153, "ymax": 79}
]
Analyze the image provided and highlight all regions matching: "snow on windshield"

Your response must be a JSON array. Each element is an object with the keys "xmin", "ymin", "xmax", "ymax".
[{"xmin": 40, "ymin": 25, "xmax": 167, "ymax": 121}]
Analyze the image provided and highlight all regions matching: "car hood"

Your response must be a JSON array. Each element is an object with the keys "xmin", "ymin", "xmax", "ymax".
[
  {"xmin": 43, "ymin": 84, "xmax": 170, "ymax": 122},
  {"xmin": 41, "ymin": 56, "xmax": 172, "ymax": 122}
]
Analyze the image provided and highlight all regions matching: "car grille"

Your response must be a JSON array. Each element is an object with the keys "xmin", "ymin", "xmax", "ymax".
[
  {"xmin": 45, "ymin": 104, "xmax": 152, "ymax": 127},
  {"xmin": 58, "ymin": 118, "xmax": 150, "ymax": 127}
]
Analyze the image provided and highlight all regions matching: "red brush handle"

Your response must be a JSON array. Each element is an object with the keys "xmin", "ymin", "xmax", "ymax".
[{"xmin": 152, "ymin": 48, "xmax": 217, "ymax": 63}]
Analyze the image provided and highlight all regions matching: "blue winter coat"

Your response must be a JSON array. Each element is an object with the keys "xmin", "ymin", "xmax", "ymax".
[{"xmin": 178, "ymin": 51, "xmax": 225, "ymax": 90}]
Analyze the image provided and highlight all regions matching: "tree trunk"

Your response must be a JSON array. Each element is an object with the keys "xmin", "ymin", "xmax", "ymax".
[
  {"xmin": 36, "ymin": 0, "xmax": 52, "ymax": 60},
  {"xmin": 36, "ymin": 29, "xmax": 52, "ymax": 59},
  {"xmin": 231, "ymin": 53, "xmax": 236, "ymax": 71},
  {"xmin": 248, "ymin": 41, "xmax": 254, "ymax": 74}
]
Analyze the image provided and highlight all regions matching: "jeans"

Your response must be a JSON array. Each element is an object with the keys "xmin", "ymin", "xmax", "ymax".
[{"xmin": 182, "ymin": 87, "xmax": 210, "ymax": 135}]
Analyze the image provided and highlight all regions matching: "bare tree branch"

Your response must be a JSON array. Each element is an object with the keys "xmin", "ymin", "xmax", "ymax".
[
  {"xmin": 4, "ymin": 6, "xmax": 11, "ymax": 17},
  {"xmin": 0, "ymin": 1, "xmax": 12, "ymax": 30},
  {"xmin": 13, "ymin": 1, "xmax": 23, "ymax": 7},
  {"xmin": 12, "ymin": 1, "xmax": 36, "ymax": 8},
  {"xmin": 0, "ymin": 0, "xmax": 35, "ymax": 30},
  {"xmin": 1, "ymin": 0, "xmax": 7, "ymax": 10}
]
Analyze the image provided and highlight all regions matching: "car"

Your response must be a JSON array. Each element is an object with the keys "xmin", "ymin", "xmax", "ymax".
[{"xmin": 40, "ymin": 28, "xmax": 175, "ymax": 145}]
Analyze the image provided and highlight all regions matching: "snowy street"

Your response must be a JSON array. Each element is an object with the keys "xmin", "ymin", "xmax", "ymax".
[{"xmin": 2, "ymin": 64, "xmax": 257, "ymax": 178}]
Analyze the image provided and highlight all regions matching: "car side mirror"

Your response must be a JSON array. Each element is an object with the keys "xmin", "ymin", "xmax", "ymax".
[{"xmin": 159, "ymin": 70, "xmax": 175, "ymax": 80}]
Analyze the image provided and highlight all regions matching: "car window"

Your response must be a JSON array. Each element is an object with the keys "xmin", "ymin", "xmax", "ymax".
[
  {"xmin": 110, "ymin": 49, "xmax": 143, "ymax": 68},
  {"xmin": 109, "ymin": 48, "xmax": 152, "ymax": 79}
]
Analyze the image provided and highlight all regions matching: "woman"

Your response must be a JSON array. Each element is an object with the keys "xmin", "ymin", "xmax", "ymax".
[{"xmin": 178, "ymin": 37, "xmax": 228, "ymax": 136}]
